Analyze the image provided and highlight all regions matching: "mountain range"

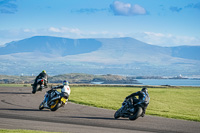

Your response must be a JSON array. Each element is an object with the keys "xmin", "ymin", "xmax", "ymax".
[{"xmin": 0, "ymin": 36, "xmax": 199, "ymax": 76}]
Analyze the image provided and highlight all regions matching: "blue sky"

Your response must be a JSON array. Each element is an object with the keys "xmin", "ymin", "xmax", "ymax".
[{"xmin": 0, "ymin": 0, "xmax": 200, "ymax": 47}]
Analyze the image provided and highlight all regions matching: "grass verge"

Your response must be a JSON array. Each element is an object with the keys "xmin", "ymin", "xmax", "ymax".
[
  {"xmin": 0, "ymin": 129, "xmax": 61, "ymax": 133},
  {"xmin": 0, "ymin": 84, "xmax": 30, "ymax": 87},
  {"xmin": 69, "ymin": 85, "xmax": 200, "ymax": 122}
]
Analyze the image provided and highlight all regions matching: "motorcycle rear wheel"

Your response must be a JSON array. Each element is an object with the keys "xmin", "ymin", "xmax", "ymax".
[
  {"xmin": 50, "ymin": 100, "xmax": 60, "ymax": 111},
  {"xmin": 32, "ymin": 84, "xmax": 39, "ymax": 94},
  {"xmin": 129, "ymin": 106, "xmax": 142, "ymax": 120}
]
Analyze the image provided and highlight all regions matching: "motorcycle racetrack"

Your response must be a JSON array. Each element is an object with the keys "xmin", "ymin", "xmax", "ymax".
[{"xmin": 0, "ymin": 86, "xmax": 199, "ymax": 133}]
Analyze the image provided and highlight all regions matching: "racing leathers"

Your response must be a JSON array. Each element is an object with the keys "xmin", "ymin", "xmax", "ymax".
[
  {"xmin": 43, "ymin": 84, "xmax": 71, "ymax": 107},
  {"xmin": 52, "ymin": 84, "xmax": 71, "ymax": 99},
  {"xmin": 34, "ymin": 71, "xmax": 48, "ymax": 87}
]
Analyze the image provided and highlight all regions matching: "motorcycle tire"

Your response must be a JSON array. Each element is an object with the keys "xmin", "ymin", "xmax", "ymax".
[
  {"xmin": 39, "ymin": 103, "xmax": 44, "ymax": 110},
  {"xmin": 50, "ymin": 99, "xmax": 60, "ymax": 111},
  {"xmin": 36, "ymin": 84, "xmax": 41, "ymax": 91},
  {"xmin": 32, "ymin": 85, "xmax": 37, "ymax": 94},
  {"xmin": 114, "ymin": 109, "xmax": 121, "ymax": 119},
  {"xmin": 129, "ymin": 106, "xmax": 143, "ymax": 120}
]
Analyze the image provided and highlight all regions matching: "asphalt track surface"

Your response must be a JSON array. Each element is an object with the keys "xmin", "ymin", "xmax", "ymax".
[{"xmin": 0, "ymin": 86, "xmax": 199, "ymax": 133}]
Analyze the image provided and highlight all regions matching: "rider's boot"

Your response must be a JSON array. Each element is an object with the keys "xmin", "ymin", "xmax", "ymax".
[
  {"xmin": 141, "ymin": 110, "xmax": 145, "ymax": 117},
  {"xmin": 66, "ymin": 99, "xmax": 68, "ymax": 104}
]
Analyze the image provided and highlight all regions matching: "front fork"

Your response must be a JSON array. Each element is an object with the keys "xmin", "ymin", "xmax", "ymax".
[{"xmin": 42, "ymin": 93, "xmax": 49, "ymax": 103}]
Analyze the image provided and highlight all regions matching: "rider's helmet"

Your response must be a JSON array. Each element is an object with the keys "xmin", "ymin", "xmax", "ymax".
[
  {"xmin": 63, "ymin": 80, "xmax": 69, "ymax": 86},
  {"xmin": 141, "ymin": 87, "xmax": 148, "ymax": 94},
  {"xmin": 42, "ymin": 70, "xmax": 46, "ymax": 73}
]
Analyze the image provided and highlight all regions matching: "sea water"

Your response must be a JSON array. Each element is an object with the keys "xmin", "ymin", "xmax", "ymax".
[{"xmin": 136, "ymin": 79, "xmax": 200, "ymax": 86}]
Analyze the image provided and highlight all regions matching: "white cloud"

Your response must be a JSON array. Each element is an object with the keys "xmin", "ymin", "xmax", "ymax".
[
  {"xmin": 131, "ymin": 4, "xmax": 146, "ymax": 15},
  {"xmin": 49, "ymin": 27, "xmax": 81, "ymax": 35},
  {"xmin": 110, "ymin": 1, "xmax": 147, "ymax": 16},
  {"xmin": 69, "ymin": 28, "xmax": 81, "ymax": 35},
  {"xmin": 144, "ymin": 32, "xmax": 165, "ymax": 37},
  {"xmin": 49, "ymin": 27, "xmax": 61, "ymax": 32},
  {"xmin": 23, "ymin": 29, "xmax": 31, "ymax": 32},
  {"xmin": 133, "ymin": 32, "xmax": 200, "ymax": 47}
]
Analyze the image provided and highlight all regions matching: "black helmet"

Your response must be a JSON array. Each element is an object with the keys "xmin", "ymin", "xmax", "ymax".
[{"xmin": 141, "ymin": 87, "xmax": 148, "ymax": 94}]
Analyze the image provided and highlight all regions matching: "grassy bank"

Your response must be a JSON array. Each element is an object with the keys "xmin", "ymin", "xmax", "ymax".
[
  {"xmin": 0, "ymin": 129, "xmax": 61, "ymax": 133},
  {"xmin": 69, "ymin": 85, "xmax": 200, "ymax": 122},
  {"xmin": 0, "ymin": 84, "xmax": 30, "ymax": 87}
]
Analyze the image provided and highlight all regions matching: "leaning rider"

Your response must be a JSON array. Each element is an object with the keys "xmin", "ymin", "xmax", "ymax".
[
  {"xmin": 34, "ymin": 70, "xmax": 48, "ymax": 87},
  {"xmin": 52, "ymin": 80, "xmax": 71, "ymax": 100},
  {"xmin": 43, "ymin": 80, "xmax": 71, "ymax": 107},
  {"xmin": 125, "ymin": 87, "xmax": 150, "ymax": 117}
]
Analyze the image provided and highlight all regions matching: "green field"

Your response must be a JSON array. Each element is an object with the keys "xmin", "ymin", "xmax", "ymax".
[
  {"xmin": 0, "ymin": 84, "xmax": 30, "ymax": 87},
  {"xmin": 69, "ymin": 85, "xmax": 200, "ymax": 122},
  {"xmin": 0, "ymin": 129, "xmax": 61, "ymax": 133}
]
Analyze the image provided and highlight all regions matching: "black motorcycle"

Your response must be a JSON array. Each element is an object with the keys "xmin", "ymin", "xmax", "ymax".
[
  {"xmin": 114, "ymin": 97, "xmax": 146, "ymax": 120},
  {"xmin": 39, "ymin": 88, "xmax": 68, "ymax": 111},
  {"xmin": 31, "ymin": 78, "xmax": 47, "ymax": 94}
]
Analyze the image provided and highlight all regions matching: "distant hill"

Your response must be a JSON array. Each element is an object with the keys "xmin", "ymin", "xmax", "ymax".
[
  {"xmin": 0, "ymin": 36, "xmax": 102, "ymax": 56},
  {"xmin": 0, "ymin": 73, "xmax": 139, "ymax": 84},
  {"xmin": 171, "ymin": 46, "xmax": 200, "ymax": 60},
  {"xmin": 0, "ymin": 36, "xmax": 199, "ymax": 76}
]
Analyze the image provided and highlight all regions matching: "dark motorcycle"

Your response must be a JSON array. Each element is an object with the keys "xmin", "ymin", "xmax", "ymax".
[
  {"xmin": 114, "ymin": 97, "xmax": 145, "ymax": 120},
  {"xmin": 31, "ymin": 78, "xmax": 47, "ymax": 94},
  {"xmin": 39, "ymin": 88, "xmax": 68, "ymax": 111}
]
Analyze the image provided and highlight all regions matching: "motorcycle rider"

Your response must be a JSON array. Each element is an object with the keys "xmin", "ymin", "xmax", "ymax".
[
  {"xmin": 43, "ymin": 80, "xmax": 71, "ymax": 108},
  {"xmin": 125, "ymin": 87, "xmax": 150, "ymax": 117},
  {"xmin": 33, "ymin": 70, "xmax": 48, "ymax": 87}
]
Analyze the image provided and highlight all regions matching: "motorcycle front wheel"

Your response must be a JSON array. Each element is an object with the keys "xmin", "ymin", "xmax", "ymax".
[
  {"xmin": 50, "ymin": 100, "xmax": 60, "ymax": 111},
  {"xmin": 39, "ymin": 102, "xmax": 44, "ymax": 110},
  {"xmin": 114, "ymin": 109, "xmax": 121, "ymax": 119},
  {"xmin": 129, "ymin": 106, "xmax": 142, "ymax": 120}
]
